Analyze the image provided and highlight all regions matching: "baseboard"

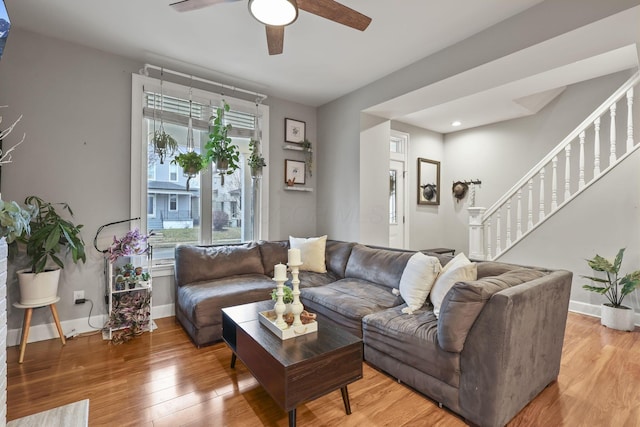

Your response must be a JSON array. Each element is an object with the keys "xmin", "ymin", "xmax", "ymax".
[
  {"xmin": 6, "ymin": 303, "xmax": 175, "ymax": 347},
  {"xmin": 569, "ymin": 300, "xmax": 640, "ymax": 325}
]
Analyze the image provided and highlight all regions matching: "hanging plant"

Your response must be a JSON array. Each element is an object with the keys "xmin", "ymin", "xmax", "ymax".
[
  {"xmin": 172, "ymin": 151, "xmax": 205, "ymax": 191},
  {"xmin": 248, "ymin": 138, "xmax": 266, "ymax": 178},
  {"xmin": 302, "ymin": 138, "xmax": 312, "ymax": 177},
  {"xmin": 151, "ymin": 129, "xmax": 178, "ymax": 164},
  {"xmin": 204, "ymin": 100, "xmax": 240, "ymax": 185}
]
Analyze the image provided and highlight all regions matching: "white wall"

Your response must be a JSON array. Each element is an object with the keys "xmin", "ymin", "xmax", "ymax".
[{"xmin": 0, "ymin": 28, "xmax": 318, "ymax": 336}]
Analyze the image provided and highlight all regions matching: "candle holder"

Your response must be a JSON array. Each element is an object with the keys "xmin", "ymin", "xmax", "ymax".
[
  {"xmin": 288, "ymin": 261, "xmax": 304, "ymax": 327},
  {"xmin": 273, "ymin": 276, "xmax": 288, "ymax": 330}
]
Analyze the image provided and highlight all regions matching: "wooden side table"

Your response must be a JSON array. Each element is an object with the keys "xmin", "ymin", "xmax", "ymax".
[{"xmin": 13, "ymin": 296, "xmax": 66, "ymax": 364}]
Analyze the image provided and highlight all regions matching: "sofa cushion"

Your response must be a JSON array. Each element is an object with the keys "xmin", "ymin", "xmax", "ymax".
[
  {"xmin": 397, "ymin": 252, "xmax": 442, "ymax": 314},
  {"xmin": 301, "ymin": 278, "xmax": 404, "ymax": 337},
  {"xmin": 345, "ymin": 244, "xmax": 413, "ymax": 290},
  {"xmin": 176, "ymin": 274, "xmax": 274, "ymax": 329},
  {"xmin": 476, "ymin": 261, "xmax": 521, "ymax": 279},
  {"xmin": 175, "ymin": 244, "xmax": 264, "ymax": 286},
  {"xmin": 298, "ymin": 270, "xmax": 341, "ymax": 288},
  {"xmin": 325, "ymin": 240, "xmax": 356, "ymax": 278},
  {"xmin": 363, "ymin": 305, "xmax": 460, "ymax": 388},
  {"xmin": 258, "ymin": 240, "xmax": 289, "ymax": 276},
  {"xmin": 290, "ymin": 235, "xmax": 328, "ymax": 273},
  {"xmin": 437, "ymin": 268, "xmax": 547, "ymax": 352},
  {"xmin": 430, "ymin": 253, "xmax": 477, "ymax": 318}
]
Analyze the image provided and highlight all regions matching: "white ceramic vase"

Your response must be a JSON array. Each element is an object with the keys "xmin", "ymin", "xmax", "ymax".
[
  {"xmin": 17, "ymin": 268, "xmax": 61, "ymax": 305},
  {"xmin": 600, "ymin": 304, "xmax": 635, "ymax": 331}
]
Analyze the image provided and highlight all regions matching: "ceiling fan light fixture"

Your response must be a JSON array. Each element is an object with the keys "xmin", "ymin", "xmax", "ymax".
[{"xmin": 249, "ymin": 0, "xmax": 298, "ymax": 26}]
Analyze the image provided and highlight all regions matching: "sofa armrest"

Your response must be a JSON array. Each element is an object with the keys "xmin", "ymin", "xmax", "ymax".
[{"xmin": 458, "ymin": 270, "xmax": 572, "ymax": 427}]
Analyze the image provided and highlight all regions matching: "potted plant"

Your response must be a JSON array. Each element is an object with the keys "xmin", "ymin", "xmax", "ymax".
[
  {"xmin": 16, "ymin": 196, "xmax": 87, "ymax": 305},
  {"xmin": 0, "ymin": 198, "xmax": 35, "ymax": 257},
  {"xmin": 107, "ymin": 228, "xmax": 150, "ymax": 263},
  {"xmin": 270, "ymin": 285, "xmax": 293, "ymax": 313},
  {"xmin": 107, "ymin": 290, "xmax": 151, "ymax": 344},
  {"xmin": 302, "ymin": 138, "xmax": 312, "ymax": 177},
  {"xmin": 151, "ymin": 129, "xmax": 178, "ymax": 164},
  {"xmin": 248, "ymin": 138, "xmax": 266, "ymax": 178},
  {"xmin": 204, "ymin": 100, "xmax": 239, "ymax": 185},
  {"xmin": 172, "ymin": 151, "xmax": 205, "ymax": 191},
  {"xmin": 582, "ymin": 248, "xmax": 640, "ymax": 331}
]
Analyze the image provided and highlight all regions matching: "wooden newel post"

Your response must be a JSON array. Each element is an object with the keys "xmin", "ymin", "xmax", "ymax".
[{"xmin": 468, "ymin": 207, "xmax": 486, "ymax": 260}]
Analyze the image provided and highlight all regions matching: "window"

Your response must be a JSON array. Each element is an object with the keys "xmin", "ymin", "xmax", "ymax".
[
  {"xmin": 131, "ymin": 74, "xmax": 270, "ymax": 264},
  {"xmin": 169, "ymin": 163, "xmax": 178, "ymax": 182}
]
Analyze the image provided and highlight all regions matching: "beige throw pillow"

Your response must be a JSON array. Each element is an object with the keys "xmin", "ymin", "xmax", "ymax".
[
  {"xmin": 430, "ymin": 253, "xmax": 477, "ymax": 318},
  {"xmin": 395, "ymin": 252, "xmax": 442, "ymax": 314},
  {"xmin": 289, "ymin": 235, "xmax": 328, "ymax": 273}
]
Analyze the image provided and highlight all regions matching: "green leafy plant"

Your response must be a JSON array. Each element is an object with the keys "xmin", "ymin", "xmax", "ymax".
[
  {"xmin": 172, "ymin": 151, "xmax": 205, "ymax": 190},
  {"xmin": 204, "ymin": 100, "xmax": 240, "ymax": 185},
  {"xmin": 20, "ymin": 196, "xmax": 87, "ymax": 273},
  {"xmin": 0, "ymin": 199, "xmax": 36, "ymax": 257},
  {"xmin": 270, "ymin": 286, "xmax": 294, "ymax": 304},
  {"xmin": 582, "ymin": 248, "xmax": 640, "ymax": 308},
  {"xmin": 151, "ymin": 129, "xmax": 178, "ymax": 164},
  {"xmin": 248, "ymin": 138, "xmax": 266, "ymax": 173},
  {"xmin": 302, "ymin": 138, "xmax": 312, "ymax": 177}
]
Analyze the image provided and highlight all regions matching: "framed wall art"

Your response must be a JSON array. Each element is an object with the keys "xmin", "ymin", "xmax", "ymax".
[
  {"xmin": 284, "ymin": 159, "xmax": 306, "ymax": 185},
  {"xmin": 285, "ymin": 118, "xmax": 306, "ymax": 144},
  {"xmin": 417, "ymin": 158, "xmax": 440, "ymax": 205}
]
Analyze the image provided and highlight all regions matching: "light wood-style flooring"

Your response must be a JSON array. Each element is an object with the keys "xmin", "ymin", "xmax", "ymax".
[{"xmin": 7, "ymin": 312, "xmax": 640, "ymax": 426}]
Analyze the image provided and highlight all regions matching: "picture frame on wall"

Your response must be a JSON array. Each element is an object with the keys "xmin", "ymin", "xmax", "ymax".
[
  {"xmin": 417, "ymin": 158, "xmax": 440, "ymax": 205},
  {"xmin": 285, "ymin": 159, "xmax": 306, "ymax": 185},
  {"xmin": 285, "ymin": 118, "xmax": 306, "ymax": 144}
]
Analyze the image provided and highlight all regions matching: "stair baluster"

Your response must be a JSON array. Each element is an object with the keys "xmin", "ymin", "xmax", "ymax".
[
  {"xmin": 527, "ymin": 179, "xmax": 533, "ymax": 230},
  {"xmin": 564, "ymin": 144, "xmax": 571, "ymax": 201},
  {"xmin": 594, "ymin": 117, "xmax": 601, "ymax": 175},
  {"xmin": 627, "ymin": 87, "xmax": 634, "ymax": 152},
  {"xmin": 609, "ymin": 104, "xmax": 617, "ymax": 164},
  {"xmin": 579, "ymin": 132, "xmax": 586, "ymax": 189},
  {"xmin": 539, "ymin": 168, "xmax": 545, "ymax": 221},
  {"xmin": 551, "ymin": 157, "xmax": 558, "ymax": 209}
]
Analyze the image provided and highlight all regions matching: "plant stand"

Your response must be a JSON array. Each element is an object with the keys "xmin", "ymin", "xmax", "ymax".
[
  {"xmin": 13, "ymin": 297, "xmax": 65, "ymax": 363},
  {"xmin": 103, "ymin": 249, "xmax": 154, "ymax": 341}
]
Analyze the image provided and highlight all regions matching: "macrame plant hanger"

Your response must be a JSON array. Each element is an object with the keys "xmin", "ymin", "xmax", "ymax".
[{"xmin": 155, "ymin": 69, "xmax": 168, "ymax": 164}]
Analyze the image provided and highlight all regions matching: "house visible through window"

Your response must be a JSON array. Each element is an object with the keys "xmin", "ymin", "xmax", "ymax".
[{"xmin": 131, "ymin": 74, "xmax": 270, "ymax": 263}]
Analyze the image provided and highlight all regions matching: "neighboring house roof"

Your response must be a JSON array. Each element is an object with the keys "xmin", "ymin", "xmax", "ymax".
[{"xmin": 148, "ymin": 180, "xmax": 198, "ymax": 194}]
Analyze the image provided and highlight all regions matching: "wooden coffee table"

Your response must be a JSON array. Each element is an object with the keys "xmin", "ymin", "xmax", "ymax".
[{"xmin": 222, "ymin": 300, "xmax": 363, "ymax": 427}]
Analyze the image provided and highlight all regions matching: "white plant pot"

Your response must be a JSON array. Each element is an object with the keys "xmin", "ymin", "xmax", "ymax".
[
  {"xmin": 601, "ymin": 304, "xmax": 636, "ymax": 331},
  {"xmin": 17, "ymin": 268, "xmax": 61, "ymax": 306}
]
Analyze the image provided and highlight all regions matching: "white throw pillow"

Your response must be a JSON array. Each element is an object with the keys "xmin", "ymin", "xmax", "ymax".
[
  {"xmin": 396, "ymin": 252, "xmax": 442, "ymax": 314},
  {"xmin": 430, "ymin": 253, "xmax": 477, "ymax": 318},
  {"xmin": 289, "ymin": 235, "xmax": 328, "ymax": 273}
]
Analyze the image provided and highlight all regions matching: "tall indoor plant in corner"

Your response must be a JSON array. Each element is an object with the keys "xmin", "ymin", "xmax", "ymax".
[
  {"xmin": 16, "ymin": 196, "xmax": 87, "ymax": 305},
  {"xmin": 582, "ymin": 248, "xmax": 640, "ymax": 331}
]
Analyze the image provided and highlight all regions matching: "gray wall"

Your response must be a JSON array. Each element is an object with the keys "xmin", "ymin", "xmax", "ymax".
[
  {"xmin": 316, "ymin": 0, "xmax": 640, "ymax": 242},
  {"xmin": 0, "ymin": 28, "xmax": 317, "ymax": 331}
]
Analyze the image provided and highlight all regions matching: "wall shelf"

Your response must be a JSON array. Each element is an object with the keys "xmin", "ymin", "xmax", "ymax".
[
  {"xmin": 284, "ymin": 186, "xmax": 313, "ymax": 192},
  {"xmin": 283, "ymin": 144, "xmax": 312, "ymax": 152}
]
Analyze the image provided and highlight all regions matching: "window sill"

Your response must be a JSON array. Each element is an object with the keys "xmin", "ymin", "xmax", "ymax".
[{"xmin": 152, "ymin": 261, "xmax": 175, "ymax": 277}]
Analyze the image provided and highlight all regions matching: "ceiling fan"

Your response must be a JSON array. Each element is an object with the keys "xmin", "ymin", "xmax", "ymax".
[{"xmin": 170, "ymin": 0, "xmax": 372, "ymax": 55}]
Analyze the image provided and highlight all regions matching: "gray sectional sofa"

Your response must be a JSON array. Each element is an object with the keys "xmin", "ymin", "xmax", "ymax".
[{"xmin": 174, "ymin": 239, "xmax": 573, "ymax": 427}]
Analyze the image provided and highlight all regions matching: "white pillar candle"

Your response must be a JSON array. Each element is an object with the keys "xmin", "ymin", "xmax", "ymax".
[
  {"xmin": 274, "ymin": 263, "xmax": 287, "ymax": 281},
  {"xmin": 288, "ymin": 248, "xmax": 301, "ymax": 265}
]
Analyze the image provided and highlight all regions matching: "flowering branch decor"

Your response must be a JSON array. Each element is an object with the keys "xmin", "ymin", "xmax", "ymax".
[{"xmin": 107, "ymin": 228, "xmax": 151, "ymax": 263}]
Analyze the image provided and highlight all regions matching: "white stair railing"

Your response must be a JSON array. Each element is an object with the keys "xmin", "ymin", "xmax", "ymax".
[{"xmin": 470, "ymin": 72, "xmax": 639, "ymax": 260}]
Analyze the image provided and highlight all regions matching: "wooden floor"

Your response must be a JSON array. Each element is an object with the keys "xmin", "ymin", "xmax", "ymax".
[{"xmin": 6, "ymin": 312, "xmax": 640, "ymax": 426}]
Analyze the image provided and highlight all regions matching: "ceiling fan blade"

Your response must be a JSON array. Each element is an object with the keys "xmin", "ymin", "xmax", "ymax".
[
  {"xmin": 297, "ymin": 0, "xmax": 371, "ymax": 31},
  {"xmin": 266, "ymin": 26, "xmax": 285, "ymax": 55},
  {"xmin": 170, "ymin": 0, "xmax": 240, "ymax": 13}
]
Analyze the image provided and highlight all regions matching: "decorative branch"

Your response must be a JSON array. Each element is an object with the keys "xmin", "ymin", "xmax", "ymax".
[{"xmin": 0, "ymin": 107, "xmax": 26, "ymax": 165}]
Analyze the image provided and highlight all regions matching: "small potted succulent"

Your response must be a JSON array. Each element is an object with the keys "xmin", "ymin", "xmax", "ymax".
[
  {"xmin": 248, "ymin": 138, "xmax": 266, "ymax": 178},
  {"xmin": 172, "ymin": 150, "xmax": 205, "ymax": 191},
  {"xmin": 582, "ymin": 248, "xmax": 640, "ymax": 331},
  {"xmin": 204, "ymin": 100, "xmax": 239, "ymax": 185}
]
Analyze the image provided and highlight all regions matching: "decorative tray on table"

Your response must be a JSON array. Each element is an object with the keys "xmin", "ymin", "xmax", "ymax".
[{"xmin": 258, "ymin": 310, "xmax": 318, "ymax": 340}]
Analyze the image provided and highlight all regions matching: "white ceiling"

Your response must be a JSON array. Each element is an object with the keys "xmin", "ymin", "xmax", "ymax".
[
  {"xmin": 4, "ymin": 1, "xmax": 639, "ymax": 133},
  {"xmin": 5, "ymin": 0, "xmax": 544, "ymax": 107}
]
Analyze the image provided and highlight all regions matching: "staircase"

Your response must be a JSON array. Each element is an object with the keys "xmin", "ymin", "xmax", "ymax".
[{"xmin": 469, "ymin": 71, "xmax": 639, "ymax": 261}]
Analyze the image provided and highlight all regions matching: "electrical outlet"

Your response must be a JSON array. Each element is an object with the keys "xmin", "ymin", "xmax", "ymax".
[{"xmin": 73, "ymin": 290, "xmax": 85, "ymax": 304}]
